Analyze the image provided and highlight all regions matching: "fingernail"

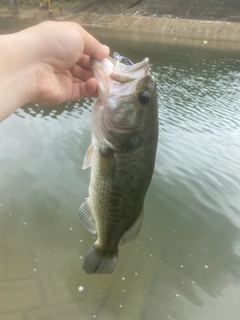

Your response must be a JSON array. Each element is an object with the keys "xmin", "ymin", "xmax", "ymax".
[{"xmin": 102, "ymin": 45, "xmax": 110, "ymax": 55}]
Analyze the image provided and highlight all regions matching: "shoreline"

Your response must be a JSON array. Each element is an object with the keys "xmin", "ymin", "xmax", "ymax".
[
  {"xmin": 77, "ymin": 14, "xmax": 240, "ymax": 42},
  {"xmin": 1, "ymin": 7, "xmax": 240, "ymax": 49}
]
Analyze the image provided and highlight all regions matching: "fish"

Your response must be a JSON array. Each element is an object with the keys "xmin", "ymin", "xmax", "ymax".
[{"xmin": 77, "ymin": 52, "xmax": 159, "ymax": 275}]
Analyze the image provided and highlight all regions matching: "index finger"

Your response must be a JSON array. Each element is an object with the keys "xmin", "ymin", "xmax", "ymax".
[{"xmin": 79, "ymin": 25, "xmax": 110, "ymax": 61}]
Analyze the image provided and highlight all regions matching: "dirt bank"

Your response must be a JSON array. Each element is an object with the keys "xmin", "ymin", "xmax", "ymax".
[
  {"xmin": 1, "ymin": 3, "xmax": 240, "ymax": 43},
  {"xmin": 68, "ymin": 14, "xmax": 240, "ymax": 42}
]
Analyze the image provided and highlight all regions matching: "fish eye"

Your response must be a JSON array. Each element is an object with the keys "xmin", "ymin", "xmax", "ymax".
[{"xmin": 138, "ymin": 91, "xmax": 150, "ymax": 105}]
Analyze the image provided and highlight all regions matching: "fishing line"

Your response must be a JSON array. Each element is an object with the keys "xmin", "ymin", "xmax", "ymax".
[
  {"xmin": 113, "ymin": 52, "xmax": 134, "ymax": 66},
  {"xmin": 0, "ymin": 149, "xmax": 84, "ymax": 215}
]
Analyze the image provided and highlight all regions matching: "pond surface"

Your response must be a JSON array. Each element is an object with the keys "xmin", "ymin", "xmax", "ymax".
[{"xmin": 1, "ymin": 19, "xmax": 240, "ymax": 320}]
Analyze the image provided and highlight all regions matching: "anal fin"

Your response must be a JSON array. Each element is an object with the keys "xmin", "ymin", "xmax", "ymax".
[
  {"xmin": 121, "ymin": 207, "xmax": 144, "ymax": 246},
  {"xmin": 77, "ymin": 198, "xmax": 97, "ymax": 234}
]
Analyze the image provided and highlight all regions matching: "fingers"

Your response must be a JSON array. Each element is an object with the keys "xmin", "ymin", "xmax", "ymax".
[
  {"xmin": 76, "ymin": 54, "xmax": 92, "ymax": 70},
  {"xmin": 70, "ymin": 63, "xmax": 93, "ymax": 82},
  {"xmin": 79, "ymin": 25, "xmax": 110, "ymax": 61},
  {"xmin": 70, "ymin": 77, "xmax": 98, "ymax": 101}
]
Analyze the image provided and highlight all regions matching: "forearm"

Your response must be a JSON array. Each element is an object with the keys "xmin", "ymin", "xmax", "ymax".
[{"xmin": 0, "ymin": 32, "xmax": 36, "ymax": 122}]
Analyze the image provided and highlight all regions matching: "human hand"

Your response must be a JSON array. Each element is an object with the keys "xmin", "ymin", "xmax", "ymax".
[
  {"xmin": 25, "ymin": 21, "xmax": 109, "ymax": 106},
  {"xmin": 0, "ymin": 21, "xmax": 109, "ymax": 121}
]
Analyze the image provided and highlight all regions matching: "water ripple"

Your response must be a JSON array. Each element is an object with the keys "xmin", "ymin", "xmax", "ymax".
[{"xmin": 155, "ymin": 55, "xmax": 240, "ymax": 230}]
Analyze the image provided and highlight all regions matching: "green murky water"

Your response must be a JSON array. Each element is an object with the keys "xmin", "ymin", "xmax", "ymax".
[{"xmin": 0, "ymin": 19, "xmax": 240, "ymax": 320}]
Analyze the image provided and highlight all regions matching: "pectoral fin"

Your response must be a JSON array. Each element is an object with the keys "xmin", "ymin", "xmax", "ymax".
[
  {"xmin": 82, "ymin": 144, "xmax": 93, "ymax": 169},
  {"xmin": 121, "ymin": 207, "xmax": 144, "ymax": 246},
  {"xmin": 77, "ymin": 198, "xmax": 97, "ymax": 234}
]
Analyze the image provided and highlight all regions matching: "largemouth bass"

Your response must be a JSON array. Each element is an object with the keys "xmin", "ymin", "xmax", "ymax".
[{"xmin": 77, "ymin": 52, "xmax": 158, "ymax": 275}]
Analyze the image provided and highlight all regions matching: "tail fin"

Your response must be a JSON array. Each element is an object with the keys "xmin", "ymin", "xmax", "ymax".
[{"xmin": 83, "ymin": 243, "xmax": 118, "ymax": 275}]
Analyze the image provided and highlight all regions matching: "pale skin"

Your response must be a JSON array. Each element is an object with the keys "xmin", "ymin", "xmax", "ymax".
[{"xmin": 0, "ymin": 21, "xmax": 110, "ymax": 122}]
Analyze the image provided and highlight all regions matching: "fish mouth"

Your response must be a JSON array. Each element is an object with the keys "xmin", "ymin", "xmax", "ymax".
[{"xmin": 91, "ymin": 54, "xmax": 151, "ymax": 103}]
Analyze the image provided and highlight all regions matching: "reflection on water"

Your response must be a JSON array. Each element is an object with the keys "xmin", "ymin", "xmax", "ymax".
[{"xmin": 1, "ymin": 19, "xmax": 240, "ymax": 320}]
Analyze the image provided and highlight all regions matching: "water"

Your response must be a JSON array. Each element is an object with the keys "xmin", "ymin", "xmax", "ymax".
[{"xmin": 1, "ymin": 19, "xmax": 240, "ymax": 320}]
